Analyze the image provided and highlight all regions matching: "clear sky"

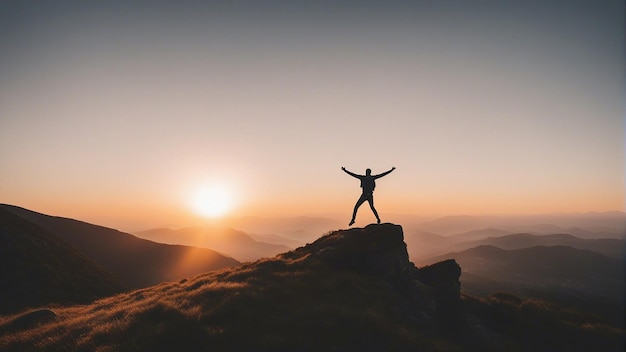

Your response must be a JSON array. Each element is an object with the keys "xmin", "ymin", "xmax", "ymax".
[{"xmin": 1, "ymin": 0, "xmax": 624, "ymax": 231}]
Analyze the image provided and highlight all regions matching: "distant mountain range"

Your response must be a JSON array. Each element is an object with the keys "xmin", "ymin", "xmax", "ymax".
[
  {"xmin": 415, "ymin": 213, "xmax": 626, "ymax": 238},
  {"xmin": 407, "ymin": 227, "xmax": 625, "ymax": 264},
  {"xmin": 0, "ymin": 204, "xmax": 240, "ymax": 294},
  {"xmin": 134, "ymin": 226, "xmax": 291, "ymax": 262},
  {"xmin": 461, "ymin": 233, "xmax": 625, "ymax": 258},
  {"xmin": 222, "ymin": 215, "xmax": 343, "ymax": 243}
]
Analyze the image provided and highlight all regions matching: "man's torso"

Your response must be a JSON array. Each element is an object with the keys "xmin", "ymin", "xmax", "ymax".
[{"xmin": 360, "ymin": 176, "xmax": 375, "ymax": 194}]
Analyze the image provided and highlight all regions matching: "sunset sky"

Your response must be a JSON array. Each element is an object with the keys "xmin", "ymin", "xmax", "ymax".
[{"xmin": 1, "ymin": 0, "xmax": 623, "ymax": 231}]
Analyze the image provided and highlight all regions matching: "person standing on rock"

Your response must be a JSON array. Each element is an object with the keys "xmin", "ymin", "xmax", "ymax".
[{"xmin": 341, "ymin": 166, "xmax": 395, "ymax": 226}]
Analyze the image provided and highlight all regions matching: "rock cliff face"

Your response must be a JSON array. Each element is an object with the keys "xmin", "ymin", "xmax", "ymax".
[
  {"xmin": 281, "ymin": 223, "xmax": 410, "ymax": 278},
  {"xmin": 280, "ymin": 223, "xmax": 462, "ymax": 325},
  {"xmin": 414, "ymin": 259, "xmax": 463, "ymax": 326}
]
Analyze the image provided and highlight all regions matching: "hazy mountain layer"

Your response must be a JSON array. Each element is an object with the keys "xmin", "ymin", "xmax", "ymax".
[
  {"xmin": 416, "ymin": 213, "xmax": 626, "ymax": 237},
  {"xmin": 135, "ymin": 226, "xmax": 290, "ymax": 262},
  {"xmin": 222, "ymin": 215, "xmax": 344, "ymax": 243},
  {"xmin": 407, "ymin": 228, "xmax": 625, "ymax": 263}
]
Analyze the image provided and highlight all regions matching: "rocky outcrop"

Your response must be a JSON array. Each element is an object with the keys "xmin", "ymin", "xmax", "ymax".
[
  {"xmin": 415, "ymin": 259, "xmax": 463, "ymax": 327},
  {"xmin": 282, "ymin": 223, "xmax": 411, "ymax": 281},
  {"xmin": 280, "ymin": 223, "xmax": 462, "ymax": 325}
]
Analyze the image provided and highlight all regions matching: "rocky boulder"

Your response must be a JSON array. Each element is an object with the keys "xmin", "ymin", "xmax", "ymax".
[
  {"xmin": 280, "ymin": 223, "xmax": 462, "ymax": 325},
  {"xmin": 282, "ymin": 223, "xmax": 410, "ymax": 281}
]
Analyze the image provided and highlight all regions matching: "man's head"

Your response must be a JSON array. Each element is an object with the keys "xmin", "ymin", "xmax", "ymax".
[{"xmin": 366, "ymin": 168, "xmax": 372, "ymax": 175}]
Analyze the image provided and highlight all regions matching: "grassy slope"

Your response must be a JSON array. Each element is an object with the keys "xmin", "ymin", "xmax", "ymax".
[{"xmin": 0, "ymin": 255, "xmax": 456, "ymax": 351}]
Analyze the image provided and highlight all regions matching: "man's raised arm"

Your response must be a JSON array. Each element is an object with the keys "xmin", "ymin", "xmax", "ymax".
[
  {"xmin": 341, "ymin": 167, "xmax": 360, "ymax": 178},
  {"xmin": 374, "ymin": 167, "xmax": 396, "ymax": 179}
]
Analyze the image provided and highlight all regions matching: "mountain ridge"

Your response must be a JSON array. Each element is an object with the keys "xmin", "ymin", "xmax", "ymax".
[
  {"xmin": 416, "ymin": 213, "xmax": 626, "ymax": 237},
  {"xmin": 0, "ymin": 207, "xmax": 125, "ymax": 314},
  {"xmin": 0, "ymin": 204, "xmax": 240, "ymax": 289},
  {"xmin": 134, "ymin": 226, "xmax": 290, "ymax": 262},
  {"xmin": 464, "ymin": 233, "xmax": 625, "ymax": 258}
]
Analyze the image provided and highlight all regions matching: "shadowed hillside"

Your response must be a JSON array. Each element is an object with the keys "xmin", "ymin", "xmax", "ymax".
[
  {"xmin": 429, "ymin": 245, "xmax": 624, "ymax": 295},
  {"xmin": 428, "ymin": 245, "xmax": 625, "ymax": 327},
  {"xmin": 0, "ymin": 207, "xmax": 124, "ymax": 314},
  {"xmin": 1, "ymin": 224, "xmax": 622, "ymax": 352},
  {"xmin": 406, "ymin": 228, "xmax": 625, "ymax": 263},
  {"xmin": 462, "ymin": 233, "xmax": 625, "ymax": 258},
  {"xmin": 0, "ymin": 205, "xmax": 240, "ymax": 289}
]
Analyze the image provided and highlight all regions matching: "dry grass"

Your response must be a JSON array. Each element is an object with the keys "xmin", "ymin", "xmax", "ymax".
[
  {"xmin": 463, "ymin": 292, "xmax": 625, "ymax": 352},
  {"xmin": 0, "ymin": 266, "xmax": 240, "ymax": 351},
  {"xmin": 0, "ymin": 255, "xmax": 452, "ymax": 352}
]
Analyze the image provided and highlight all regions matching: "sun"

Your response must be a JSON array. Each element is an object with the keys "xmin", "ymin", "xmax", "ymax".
[{"xmin": 191, "ymin": 185, "xmax": 234, "ymax": 218}]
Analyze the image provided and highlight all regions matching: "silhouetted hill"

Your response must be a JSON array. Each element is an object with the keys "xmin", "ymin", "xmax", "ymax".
[
  {"xmin": 465, "ymin": 233, "xmax": 625, "ymax": 258},
  {"xmin": 429, "ymin": 245, "xmax": 624, "ymax": 291},
  {"xmin": 1, "ymin": 224, "xmax": 622, "ymax": 351},
  {"xmin": 430, "ymin": 245, "xmax": 623, "ymax": 290},
  {"xmin": 428, "ymin": 244, "xmax": 625, "ymax": 327},
  {"xmin": 0, "ymin": 204, "xmax": 240, "ymax": 288},
  {"xmin": 135, "ymin": 226, "xmax": 290, "ymax": 262},
  {"xmin": 407, "ymin": 226, "xmax": 625, "ymax": 264},
  {"xmin": 0, "ymin": 208, "xmax": 125, "ymax": 314}
]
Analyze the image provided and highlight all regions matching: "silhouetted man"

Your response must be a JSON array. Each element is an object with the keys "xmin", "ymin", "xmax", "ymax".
[{"xmin": 341, "ymin": 166, "xmax": 395, "ymax": 226}]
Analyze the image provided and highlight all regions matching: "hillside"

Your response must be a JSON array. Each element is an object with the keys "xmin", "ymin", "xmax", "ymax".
[
  {"xmin": 429, "ymin": 245, "xmax": 624, "ymax": 293},
  {"xmin": 135, "ymin": 226, "xmax": 290, "ymax": 262},
  {"xmin": 1, "ymin": 224, "xmax": 623, "ymax": 352},
  {"xmin": 428, "ymin": 244, "xmax": 625, "ymax": 326},
  {"xmin": 0, "ymin": 205, "xmax": 240, "ymax": 288},
  {"xmin": 0, "ymin": 208, "xmax": 125, "ymax": 314}
]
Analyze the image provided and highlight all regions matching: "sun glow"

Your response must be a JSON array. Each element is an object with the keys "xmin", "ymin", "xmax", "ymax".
[{"xmin": 191, "ymin": 185, "xmax": 234, "ymax": 218}]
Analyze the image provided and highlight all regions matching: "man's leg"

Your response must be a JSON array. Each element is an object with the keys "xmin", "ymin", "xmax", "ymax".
[
  {"xmin": 367, "ymin": 197, "xmax": 381, "ymax": 224},
  {"xmin": 350, "ymin": 194, "xmax": 367, "ymax": 225}
]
